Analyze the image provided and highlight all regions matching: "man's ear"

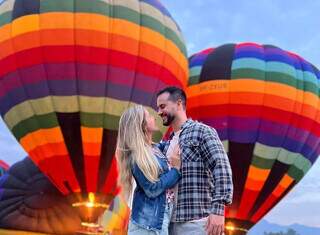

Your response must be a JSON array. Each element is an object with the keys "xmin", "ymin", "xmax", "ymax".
[{"xmin": 177, "ymin": 98, "xmax": 183, "ymax": 108}]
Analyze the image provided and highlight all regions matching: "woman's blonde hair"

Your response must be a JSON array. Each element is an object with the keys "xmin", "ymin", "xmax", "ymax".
[{"xmin": 116, "ymin": 105, "xmax": 160, "ymax": 200}]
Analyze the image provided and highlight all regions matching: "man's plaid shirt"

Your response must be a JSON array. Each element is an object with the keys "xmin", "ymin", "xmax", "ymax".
[{"xmin": 162, "ymin": 119, "xmax": 233, "ymax": 222}]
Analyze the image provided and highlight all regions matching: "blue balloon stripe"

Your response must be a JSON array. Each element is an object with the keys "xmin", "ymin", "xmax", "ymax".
[
  {"xmin": 189, "ymin": 54, "xmax": 210, "ymax": 67},
  {"xmin": 198, "ymin": 116, "xmax": 319, "ymax": 161}
]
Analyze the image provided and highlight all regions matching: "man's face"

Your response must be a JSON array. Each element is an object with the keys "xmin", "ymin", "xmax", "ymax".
[{"xmin": 156, "ymin": 92, "xmax": 178, "ymax": 126}]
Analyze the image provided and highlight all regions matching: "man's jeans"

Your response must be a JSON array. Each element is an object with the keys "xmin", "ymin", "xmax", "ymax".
[{"xmin": 169, "ymin": 219, "xmax": 207, "ymax": 235}]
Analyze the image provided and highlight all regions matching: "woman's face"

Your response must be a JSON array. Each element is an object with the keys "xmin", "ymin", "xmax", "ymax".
[{"xmin": 144, "ymin": 109, "xmax": 159, "ymax": 133}]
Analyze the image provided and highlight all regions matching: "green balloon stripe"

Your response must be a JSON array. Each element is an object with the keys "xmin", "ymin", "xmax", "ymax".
[
  {"xmin": 287, "ymin": 165, "xmax": 305, "ymax": 181},
  {"xmin": 232, "ymin": 58, "xmax": 319, "ymax": 86},
  {"xmin": 41, "ymin": 0, "xmax": 185, "ymax": 44},
  {"xmin": 191, "ymin": 57, "xmax": 319, "ymax": 95},
  {"xmin": 232, "ymin": 69, "xmax": 318, "ymax": 95},
  {"xmin": 231, "ymin": 58, "xmax": 266, "ymax": 71},
  {"xmin": 11, "ymin": 112, "xmax": 59, "ymax": 140},
  {"xmin": 188, "ymin": 76, "xmax": 200, "ymax": 86},
  {"xmin": 189, "ymin": 66, "xmax": 202, "ymax": 77},
  {"xmin": 222, "ymin": 141, "xmax": 308, "ymax": 181},
  {"xmin": 80, "ymin": 112, "xmax": 119, "ymax": 129},
  {"xmin": 11, "ymin": 112, "xmax": 164, "ymax": 142},
  {"xmin": 251, "ymin": 155, "xmax": 275, "ymax": 169},
  {"xmin": 0, "ymin": 0, "xmax": 187, "ymax": 56},
  {"xmin": 213, "ymin": 139, "xmax": 308, "ymax": 180},
  {"xmin": 0, "ymin": 11, "xmax": 10, "ymax": 26},
  {"xmin": 253, "ymin": 143, "xmax": 311, "ymax": 180},
  {"xmin": 5, "ymin": 95, "xmax": 167, "ymax": 131}
]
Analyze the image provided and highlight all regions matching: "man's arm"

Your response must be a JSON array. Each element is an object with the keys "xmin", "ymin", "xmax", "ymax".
[
  {"xmin": 201, "ymin": 126, "xmax": 233, "ymax": 215},
  {"xmin": 200, "ymin": 126, "xmax": 233, "ymax": 234}
]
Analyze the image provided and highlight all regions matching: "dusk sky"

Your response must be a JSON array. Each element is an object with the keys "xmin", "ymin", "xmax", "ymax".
[{"xmin": 0, "ymin": 0, "xmax": 320, "ymax": 229}]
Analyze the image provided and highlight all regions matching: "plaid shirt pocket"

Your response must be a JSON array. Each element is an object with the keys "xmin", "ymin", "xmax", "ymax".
[{"xmin": 180, "ymin": 139, "xmax": 201, "ymax": 162}]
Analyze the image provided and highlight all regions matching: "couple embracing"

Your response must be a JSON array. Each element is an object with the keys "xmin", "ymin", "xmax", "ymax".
[{"xmin": 116, "ymin": 87, "xmax": 233, "ymax": 235}]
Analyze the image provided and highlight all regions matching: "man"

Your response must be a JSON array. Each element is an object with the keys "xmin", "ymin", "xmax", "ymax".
[{"xmin": 156, "ymin": 86, "xmax": 233, "ymax": 235}]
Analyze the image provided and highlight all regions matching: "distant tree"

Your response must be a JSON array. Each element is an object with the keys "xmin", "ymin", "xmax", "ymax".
[
  {"xmin": 286, "ymin": 229, "xmax": 299, "ymax": 235},
  {"xmin": 263, "ymin": 232, "xmax": 284, "ymax": 235},
  {"xmin": 263, "ymin": 229, "xmax": 299, "ymax": 235}
]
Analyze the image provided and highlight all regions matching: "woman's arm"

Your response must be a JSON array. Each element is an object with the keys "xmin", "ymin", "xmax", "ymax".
[{"xmin": 132, "ymin": 163, "xmax": 181, "ymax": 199}]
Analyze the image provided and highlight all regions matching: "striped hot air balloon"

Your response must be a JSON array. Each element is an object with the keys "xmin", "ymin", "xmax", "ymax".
[
  {"xmin": 187, "ymin": 43, "xmax": 320, "ymax": 234},
  {"xmin": 0, "ymin": 0, "xmax": 188, "ymax": 223}
]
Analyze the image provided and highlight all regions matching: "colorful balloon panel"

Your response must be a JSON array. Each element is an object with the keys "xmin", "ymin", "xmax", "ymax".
[
  {"xmin": 100, "ymin": 196, "xmax": 130, "ymax": 234},
  {"xmin": 0, "ymin": 159, "xmax": 9, "ymax": 177},
  {"xmin": 187, "ymin": 43, "xmax": 320, "ymax": 232},
  {"xmin": 0, "ymin": 157, "xmax": 81, "ymax": 234},
  {"xmin": 0, "ymin": 0, "xmax": 188, "ymax": 198}
]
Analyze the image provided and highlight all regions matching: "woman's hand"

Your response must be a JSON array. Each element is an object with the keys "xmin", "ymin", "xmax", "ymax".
[{"xmin": 169, "ymin": 145, "xmax": 181, "ymax": 170}]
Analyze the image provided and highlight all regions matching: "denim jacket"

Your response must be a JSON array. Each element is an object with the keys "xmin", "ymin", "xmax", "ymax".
[{"xmin": 130, "ymin": 146, "xmax": 181, "ymax": 231}]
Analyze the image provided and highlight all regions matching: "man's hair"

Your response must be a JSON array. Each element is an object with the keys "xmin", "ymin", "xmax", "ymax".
[{"xmin": 156, "ymin": 86, "xmax": 187, "ymax": 109}]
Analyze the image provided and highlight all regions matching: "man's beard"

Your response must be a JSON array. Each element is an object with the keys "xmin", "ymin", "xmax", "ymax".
[{"xmin": 162, "ymin": 113, "xmax": 175, "ymax": 126}]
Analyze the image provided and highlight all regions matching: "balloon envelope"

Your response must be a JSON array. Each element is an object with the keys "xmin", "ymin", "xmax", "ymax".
[
  {"xmin": 0, "ymin": 157, "xmax": 81, "ymax": 234},
  {"xmin": 187, "ymin": 43, "xmax": 320, "ymax": 233},
  {"xmin": 0, "ymin": 0, "xmax": 188, "ymax": 203}
]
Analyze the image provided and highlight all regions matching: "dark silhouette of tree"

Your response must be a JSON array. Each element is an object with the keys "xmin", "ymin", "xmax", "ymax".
[{"xmin": 263, "ymin": 228, "xmax": 300, "ymax": 235}]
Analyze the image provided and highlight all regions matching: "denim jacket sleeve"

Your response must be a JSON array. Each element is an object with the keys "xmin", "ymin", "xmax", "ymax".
[
  {"xmin": 132, "ymin": 163, "xmax": 181, "ymax": 199},
  {"xmin": 156, "ymin": 140, "xmax": 168, "ymax": 153}
]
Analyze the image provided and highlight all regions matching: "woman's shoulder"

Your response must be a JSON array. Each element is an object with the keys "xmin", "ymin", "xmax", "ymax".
[{"xmin": 152, "ymin": 144, "xmax": 166, "ymax": 159}]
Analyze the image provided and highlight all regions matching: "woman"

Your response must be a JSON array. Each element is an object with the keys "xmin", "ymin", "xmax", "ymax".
[{"xmin": 116, "ymin": 105, "xmax": 181, "ymax": 235}]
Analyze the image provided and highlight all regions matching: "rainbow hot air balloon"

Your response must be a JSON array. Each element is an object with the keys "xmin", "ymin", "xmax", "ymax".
[
  {"xmin": 187, "ymin": 43, "xmax": 320, "ymax": 234},
  {"xmin": 0, "ymin": 0, "xmax": 188, "ymax": 229},
  {"xmin": 0, "ymin": 159, "xmax": 9, "ymax": 177}
]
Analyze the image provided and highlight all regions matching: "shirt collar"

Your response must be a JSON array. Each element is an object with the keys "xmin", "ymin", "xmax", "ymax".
[
  {"xmin": 180, "ymin": 118, "xmax": 193, "ymax": 130},
  {"xmin": 168, "ymin": 119, "xmax": 193, "ymax": 139}
]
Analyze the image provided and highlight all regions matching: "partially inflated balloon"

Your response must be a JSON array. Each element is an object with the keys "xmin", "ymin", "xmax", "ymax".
[
  {"xmin": 187, "ymin": 43, "xmax": 320, "ymax": 234},
  {"xmin": 0, "ymin": 157, "xmax": 81, "ymax": 234},
  {"xmin": 0, "ymin": 0, "xmax": 187, "ymax": 207}
]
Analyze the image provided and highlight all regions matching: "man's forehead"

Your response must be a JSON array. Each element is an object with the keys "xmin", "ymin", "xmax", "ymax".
[
  {"xmin": 157, "ymin": 92, "xmax": 170, "ymax": 101},
  {"xmin": 157, "ymin": 93, "xmax": 170, "ymax": 104}
]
